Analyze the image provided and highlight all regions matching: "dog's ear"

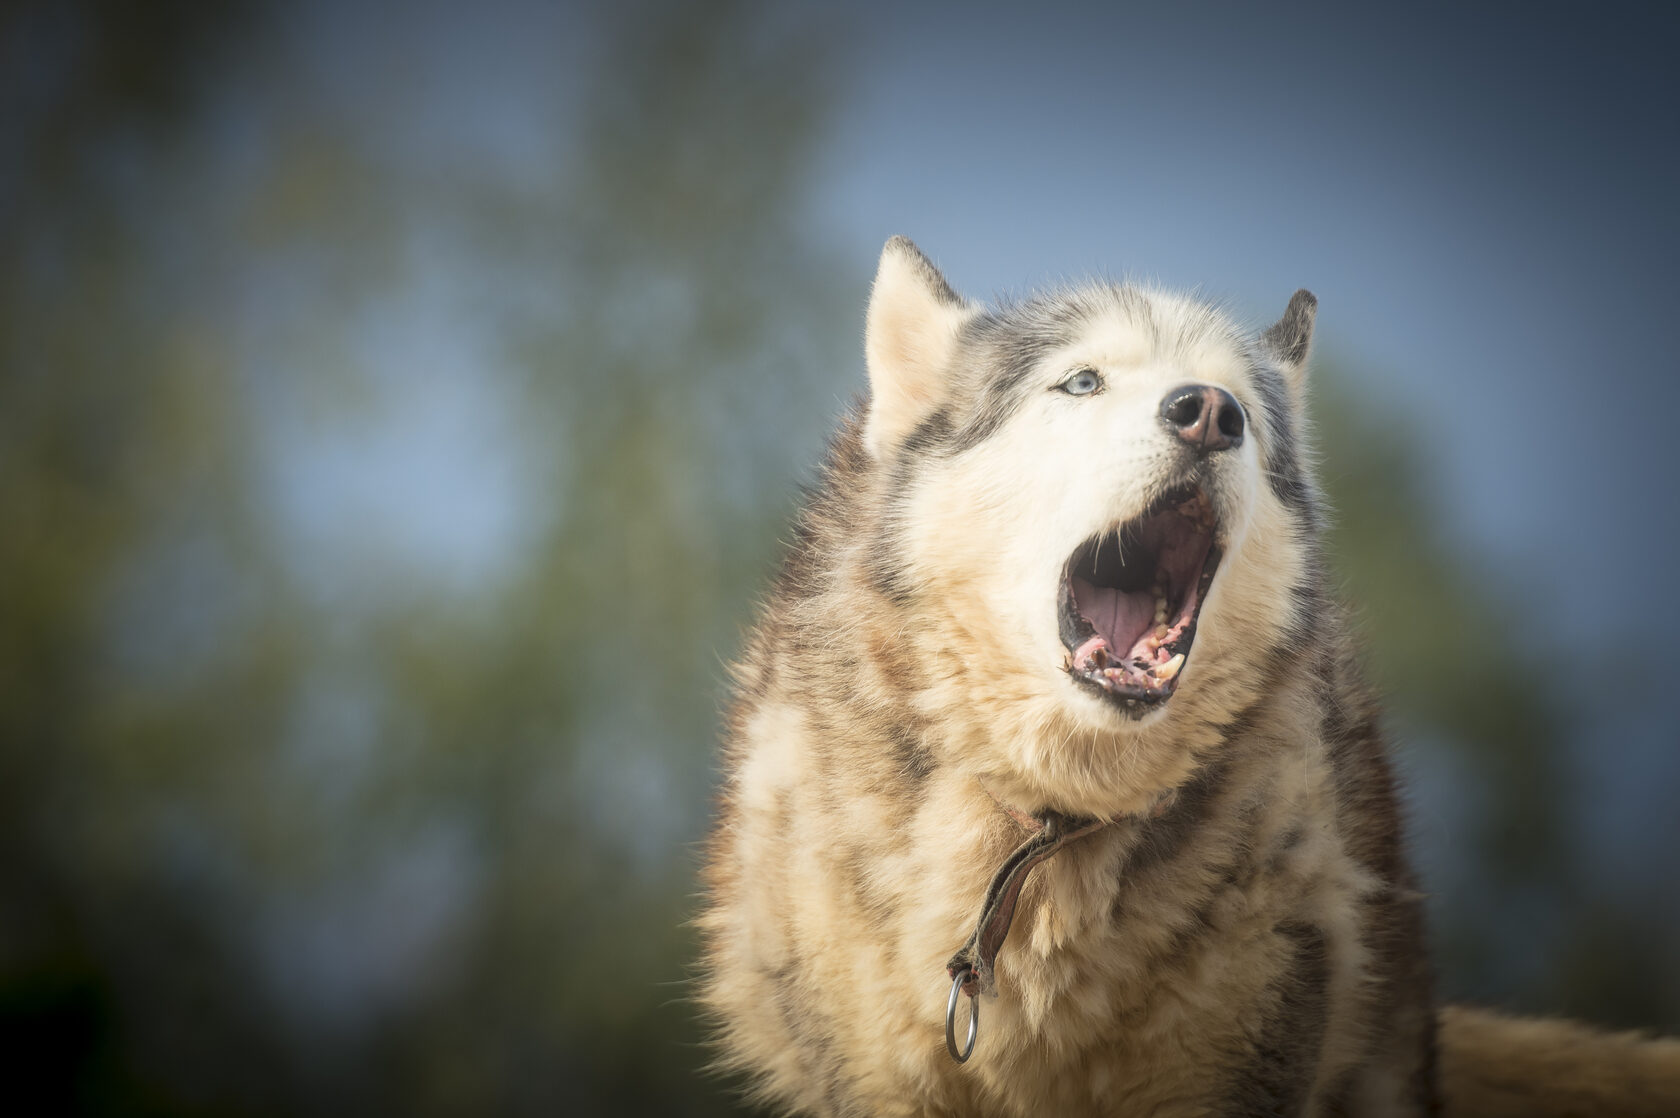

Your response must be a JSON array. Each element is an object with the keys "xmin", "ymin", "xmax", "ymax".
[
  {"xmin": 1261, "ymin": 289, "xmax": 1317, "ymax": 393},
  {"xmin": 864, "ymin": 236, "xmax": 974, "ymax": 458}
]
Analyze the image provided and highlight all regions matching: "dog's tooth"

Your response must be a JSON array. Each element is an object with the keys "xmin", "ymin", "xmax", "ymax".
[
  {"xmin": 1153, "ymin": 624, "xmax": 1170, "ymax": 641},
  {"xmin": 1071, "ymin": 635, "xmax": 1109, "ymax": 671},
  {"xmin": 1152, "ymin": 654, "xmax": 1185, "ymax": 681}
]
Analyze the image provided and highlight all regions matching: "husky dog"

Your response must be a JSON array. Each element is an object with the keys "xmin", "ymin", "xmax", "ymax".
[{"xmin": 698, "ymin": 238, "xmax": 1680, "ymax": 1117}]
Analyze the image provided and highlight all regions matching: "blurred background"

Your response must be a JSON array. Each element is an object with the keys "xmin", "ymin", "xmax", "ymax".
[{"xmin": 3, "ymin": 0, "xmax": 1676, "ymax": 1113}]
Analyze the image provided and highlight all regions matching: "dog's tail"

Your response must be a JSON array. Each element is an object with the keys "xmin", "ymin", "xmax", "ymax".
[{"xmin": 1440, "ymin": 1005, "xmax": 1680, "ymax": 1117}]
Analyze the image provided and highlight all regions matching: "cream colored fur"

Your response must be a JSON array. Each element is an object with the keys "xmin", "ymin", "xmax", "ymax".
[
  {"xmin": 699, "ymin": 239, "xmax": 1678, "ymax": 1117},
  {"xmin": 1441, "ymin": 1007, "xmax": 1680, "ymax": 1117},
  {"xmin": 864, "ymin": 236, "xmax": 979, "ymax": 458}
]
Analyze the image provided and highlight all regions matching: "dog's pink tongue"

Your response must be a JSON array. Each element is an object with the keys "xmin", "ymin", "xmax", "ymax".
[{"xmin": 1071, "ymin": 577, "xmax": 1154, "ymax": 658}]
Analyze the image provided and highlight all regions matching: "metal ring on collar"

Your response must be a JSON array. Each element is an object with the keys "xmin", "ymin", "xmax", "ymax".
[{"xmin": 945, "ymin": 969, "xmax": 978, "ymax": 1063}]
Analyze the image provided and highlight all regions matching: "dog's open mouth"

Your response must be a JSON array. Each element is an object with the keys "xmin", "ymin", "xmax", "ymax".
[{"xmin": 1059, "ymin": 485, "xmax": 1222, "ymax": 712}]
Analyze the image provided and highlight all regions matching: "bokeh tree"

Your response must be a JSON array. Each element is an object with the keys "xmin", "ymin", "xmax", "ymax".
[
  {"xmin": 1314, "ymin": 371, "xmax": 1679, "ymax": 1029},
  {"xmin": 2, "ymin": 0, "xmax": 841, "ymax": 1113},
  {"xmin": 0, "ymin": 1, "xmax": 1670, "ymax": 1116}
]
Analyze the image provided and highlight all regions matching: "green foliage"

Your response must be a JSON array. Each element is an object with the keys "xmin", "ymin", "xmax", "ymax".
[
  {"xmin": 1, "ymin": 0, "xmax": 839, "ymax": 1113},
  {"xmin": 1313, "ymin": 370, "xmax": 1675, "ymax": 1028}
]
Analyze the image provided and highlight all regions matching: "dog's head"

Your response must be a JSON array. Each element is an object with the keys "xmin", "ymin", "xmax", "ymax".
[{"xmin": 857, "ymin": 237, "xmax": 1324, "ymax": 812}]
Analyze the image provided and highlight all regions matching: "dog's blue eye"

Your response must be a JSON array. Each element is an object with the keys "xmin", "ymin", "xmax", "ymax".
[{"xmin": 1059, "ymin": 369, "xmax": 1102, "ymax": 396}]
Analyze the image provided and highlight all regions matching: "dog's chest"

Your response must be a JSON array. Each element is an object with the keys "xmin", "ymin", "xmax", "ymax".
[{"xmin": 918, "ymin": 798, "xmax": 1366, "ymax": 1117}]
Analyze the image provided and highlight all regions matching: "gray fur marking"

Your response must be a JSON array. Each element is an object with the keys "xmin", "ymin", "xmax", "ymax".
[
  {"xmin": 1221, "ymin": 921, "xmax": 1331, "ymax": 1117},
  {"xmin": 884, "ymin": 235, "xmax": 963, "ymax": 308},
  {"xmin": 1262, "ymin": 289, "xmax": 1318, "ymax": 367}
]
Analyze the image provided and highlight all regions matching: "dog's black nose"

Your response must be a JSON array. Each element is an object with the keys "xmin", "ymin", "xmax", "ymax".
[{"xmin": 1160, "ymin": 385, "xmax": 1244, "ymax": 453}]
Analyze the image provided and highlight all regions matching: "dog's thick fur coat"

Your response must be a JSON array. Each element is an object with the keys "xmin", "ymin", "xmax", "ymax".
[{"xmin": 698, "ymin": 239, "xmax": 1679, "ymax": 1117}]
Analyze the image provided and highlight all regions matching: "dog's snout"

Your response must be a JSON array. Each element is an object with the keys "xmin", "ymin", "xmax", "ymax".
[{"xmin": 1160, "ymin": 385, "xmax": 1244, "ymax": 453}]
